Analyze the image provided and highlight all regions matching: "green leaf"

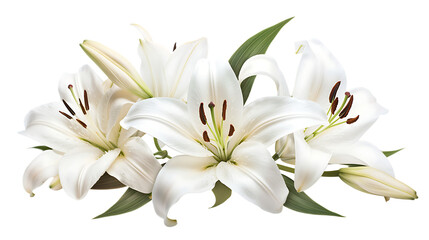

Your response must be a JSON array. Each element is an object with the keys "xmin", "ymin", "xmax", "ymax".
[
  {"xmin": 383, "ymin": 148, "xmax": 403, "ymax": 157},
  {"xmin": 94, "ymin": 188, "xmax": 151, "ymax": 219},
  {"xmin": 91, "ymin": 173, "xmax": 125, "ymax": 190},
  {"xmin": 229, "ymin": 17, "xmax": 294, "ymax": 103},
  {"xmin": 210, "ymin": 181, "xmax": 231, "ymax": 208},
  {"xmin": 31, "ymin": 145, "xmax": 52, "ymax": 151},
  {"xmin": 282, "ymin": 174, "xmax": 343, "ymax": 217}
]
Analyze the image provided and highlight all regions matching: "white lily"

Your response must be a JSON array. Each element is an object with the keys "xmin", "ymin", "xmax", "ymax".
[
  {"xmin": 121, "ymin": 60, "xmax": 327, "ymax": 226},
  {"xmin": 339, "ymin": 167, "xmax": 417, "ymax": 200},
  {"xmin": 22, "ymin": 65, "xmax": 161, "ymax": 199},
  {"xmin": 81, "ymin": 25, "xmax": 207, "ymax": 100},
  {"xmin": 240, "ymin": 40, "xmax": 393, "ymax": 192}
]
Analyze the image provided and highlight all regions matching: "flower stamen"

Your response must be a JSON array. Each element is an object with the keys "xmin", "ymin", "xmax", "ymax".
[
  {"xmin": 203, "ymin": 131, "xmax": 210, "ymax": 142},
  {"xmin": 76, "ymin": 119, "xmax": 87, "ymax": 128},
  {"xmin": 79, "ymin": 99, "xmax": 87, "ymax": 115},
  {"xmin": 346, "ymin": 115, "xmax": 359, "ymax": 124},
  {"xmin": 199, "ymin": 102, "xmax": 207, "ymax": 125},
  {"xmin": 228, "ymin": 124, "xmax": 235, "ymax": 137},
  {"xmin": 84, "ymin": 90, "xmax": 89, "ymax": 111},
  {"xmin": 222, "ymin": 100, "xmax": 227, "ymax": 121},
  {"xmin": 339, "ymin": 95, "xmax": 354, "ymax": 119},
  {"xmin": 329, "ymin": 81, "xmax": 341, "ymax": 103},
  {"xmin": 62, "ymin": 99, "xmax": 75, "ymax": 116},
  {"xmin": 59, "ymin": 111, "xmax": 72, "ymax": 119}
]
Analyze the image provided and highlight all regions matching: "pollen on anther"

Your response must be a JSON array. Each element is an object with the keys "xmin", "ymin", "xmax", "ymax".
[
  {"xmin": 76, "ymin": 119, "xmax": 87, "ymax": 128},
  {"xmin": 222, "ymin": 100, "xmax": 227, "ymax": 121},
  {"xmin": 59, "ymin": 111, "xmax": 72, "ymax": 119},
  {"xmin": 199, "ymin": 103, "xmax": 207, "ymax": 125},
  {"xmin": 339, "ymin": 95, "xmax": 354, "ymax": 119},
  {"xmin": 79, "ymin": 99, "xmax": 87, "ymax": 115},
  {"xmin": 62, "ymin": 99, "xmax": 75, "ymax": 116},
  {"xmin": 228, "ymin": 124, "xmax": 235, "ymax": 137},
  {"xmin": 173, "ymin": 42, "xmax": 177, "ymax": 51},
  {"xmin": 346, "ymin": 115, "xmax": 359, "ymax": 124},
  {"xmin": 203, "ymin": 131, "xmax": 210, "ymax": 142},
  {"xmin": 329, "ymin": 81, "xmax": 341, "ymax": 103},
  {"xmin": 331, "ymin": 97, "xmax": 339, "ymax": 115},
  {"xmin": 84, "ymin": 90, "xmax": 89, "ymax": 111}
]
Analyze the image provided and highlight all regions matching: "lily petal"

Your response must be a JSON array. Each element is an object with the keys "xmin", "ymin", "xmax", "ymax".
[
  {"xmin": 121, "ymin": 97, "xmax": 211, "ymax": 157},
  {"xmin": 81, "ymin": 40, "xmax": 152, "ymax": 99},
  {"xmin": 330, "ymin": 141, "xmax": 394, "ymax": 176},
  {"xmin": 294, "ymin": 132, "xmax": 332, "ymax": 192},
  {"xmin": 138, "ymin": 39, "xmax": 170, "ymax": 97},
  {"xmin": 59, "ymin": 147, "xmax": 121, "ymax": 199},
  {"xmin": 131, "ymin": 24, "xmax": 153, "ymax": 41},
  {"xmin": 23, "ymin": 150, "xmax": 62, "ymax": 197},
  {"xmin": 166, "ymin": 38, "xmax": 208, "ymax": 99},
  {"xmin": 239, "ymin": 54, "xmax": 290, "ymax": 96},
  {"xmin": 233, "ymin": 96, "xmax": 326, "ymax": 147},
  {"xmin": 217, "ymin": 142, "xmax": 288, "ymax": 213},
  {"xmin": 293, "ymin": 40, "xmax": 347, "ymax": 109},
  {"xmin": 309, "ymin": 88, "xmax": 387, "ymax": 150},
  {"xmin": 187, "ymin": 60, "xmax": 243, "ymax": 138},
  {"xmin": 152, "ymin": 155, "xmax": 218, "ymax": 226},
  {"xmin": 58, "ymin": 65, "xmax": 104, "ymax": 112},
  {"xmin": 107, "ymin": 137, "xmax": 161, "ymax": 193},
  {"xmin": 22, "ymin": 102, "xmax": 85, "ymax": 152}
]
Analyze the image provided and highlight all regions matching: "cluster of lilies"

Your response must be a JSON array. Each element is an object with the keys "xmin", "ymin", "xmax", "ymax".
[{"xmin": 22, "ymin": 22, "xmax": 417, "ymax": 226}]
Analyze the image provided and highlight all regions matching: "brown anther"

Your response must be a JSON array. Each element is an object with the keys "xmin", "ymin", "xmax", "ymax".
[
  {"xmin": 228, "ymin": 124, "xmax": 235, "ymax": 137},
  {"xmin": 79, "ymin": 99, "xmax": 87, "ymax": 115},
  {"xmin": 68, "ymin": 84, "xmax": 73, "ymax": 89},
  {"xmin": 345, "ymin": 92, "xmax": 351, "ymax": 97},
  {"xmin": 222, "ymin": 100, "xmax": 227, "ymax": 121},
  {"xmin": 199, "ymin": 103, "xmax": 207, "ymax": 125},
  {"xmin": 208, "ymin": 102, "xmax": 215, "ymax": 109},
  {"xmin": 331, "ymin": 97, "xmax": 339, "ymax": 115},
  {"xmin": 84, "ymin": 90, "xmax": 89, "ymax": 111},
  {"xmin": 203, "ymin": 131, "xmax": 210, "ymax": 142},
  {"xmin": 346, "ymin": 115, "xmax": 359, "ymax": 124},
  {"xmin": 76, "ymin": 119, "xmax": 87, "ymax": 128},
  {"xmin": 59, "ymin": 111, "xmax": 72, "ymax": 119},
  {"xmin": 173, "ymin": 42, "xmax": 177, "ymax": 51},
  {"xmin": 62, "ymin": 99, "xmax": 75, "ymax": 116},
  {"xmin": 329, "ymin": 81, "xmax": 341, "ymax": 103},
  {"xmin": 339, "ymin": 95, "xmax": 354, "ymax": 119}
]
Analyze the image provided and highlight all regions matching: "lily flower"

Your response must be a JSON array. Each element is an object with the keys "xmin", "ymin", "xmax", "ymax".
[
  {"xmin": 121, "ymin": 60, "xmax": 327, "ymax": 226},
  {"xmin": 22, "ymin": 65, "xmax": 161, "ymax": 199},
  {"xmin": 240, "ymin": 40, "xmax": 393, "ymax": 192},
  {"xmin": 339, "ymin": 167, "xmax": 417, "ymax": 200},
  {"xmin": 81, "ymin": 25, "xmax": 207, "ymax": 100}
]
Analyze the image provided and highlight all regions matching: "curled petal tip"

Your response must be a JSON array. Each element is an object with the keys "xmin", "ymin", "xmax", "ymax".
[{"xmin": 164, "ymin": 218, "xmax": 177, "ymax": 227}]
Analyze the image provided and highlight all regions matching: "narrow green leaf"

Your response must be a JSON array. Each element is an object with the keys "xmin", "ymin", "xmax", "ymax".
[
  {"xmin": 94, "ymin": 188, "xmax": 151, "ymax": 219},
  {"xmin": 210, "ymin": 181, "xmax": 231, "ymax": 208},
  {"xmin": 91, "ymin": 173, "xmax": 125, "ymax": 190},
  {"xmin": 229, "ymin": 17, "xmax": 293, "ymax": 103},
  {"xmin": 31, "ymin": 145, "xmax": 52, "ymax": 151},
  {"xmin": 383, "ymin": 148, "xmax": 403, "ymax": 157},
  {"xmin": 282, "ymin": 174, "xmax": 343, "ymax": 217}
]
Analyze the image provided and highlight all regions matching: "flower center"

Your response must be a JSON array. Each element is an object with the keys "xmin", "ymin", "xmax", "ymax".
[
  {"xmin": 58, "ymin": 85, "xmax": 116, "ymax": 152},
  {"xmin": 304, "ymin": 81, "xmax": 359, "ymax": 142},
  {"xmin": 198, "ymin": 100, "xmax": 235, "ymax": 161}
]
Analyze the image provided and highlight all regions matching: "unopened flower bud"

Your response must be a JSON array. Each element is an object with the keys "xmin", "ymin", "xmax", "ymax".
[{"xmin": 339, "ymin": 167, "xmax": 417, "ymax": 200}]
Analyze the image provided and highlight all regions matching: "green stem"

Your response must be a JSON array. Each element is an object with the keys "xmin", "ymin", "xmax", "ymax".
[
  {"xmin": 277, "ymin": 164, "xmax": 339, "ymax": 177},
  {"xmin": 154, "ymin": 138, "xmax": 163, "ymax": 152},
  {"xmin": 153, "ymin": 138, "xmax": 172, "ymax": 159}
]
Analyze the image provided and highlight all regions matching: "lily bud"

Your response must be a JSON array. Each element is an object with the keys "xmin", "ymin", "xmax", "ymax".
[
  {"xmin": 80, "ymin": 40, "xmax": 152, "ymax": 99},
  {"xmin": 339, "ymin": 167, "xmax": 417, "ymax": 200}
]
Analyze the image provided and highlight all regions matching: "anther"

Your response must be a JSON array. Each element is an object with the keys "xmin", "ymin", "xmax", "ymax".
[
  {"xmin": 59, "ymin": 111, "xmax": 72, "ymax": 119},
  {"xmin": 79, "ymin": 99, "xmax": 87, "ymax": 115},
  {"xmin": 339, "ymin": 95, "xmax": 354, "ymax": 119},
  {"xmin": 202, "ymin": 131, "xmax": 210, "ymax": 142},
  {"xmin": 228, "ymin": 124, "xmax": 235, "ymax": 137},
  {"xmin": 222, "ymin": 100, "xmax": 227, "ymax": 121},
  {"xmin": 62, "ymin": 99, "xmax": 75, "ymax": 116},
  {"xmin": 346, "ymin": 115, "xmax": 359, "ymax": 124},
  {"xmin": 329, "ymin": 81, "xmax": 341, "ymax": 103},
  {"xmin": 173, "ymin": 42, "xmax": 177, "ymax": 51},
  {"xmin": 84, "ymin": 90, "xmax": 89, "ymax": 111},
  {"xmin": 208, "ymin": 102, "xmax": 215, "ymax": 109},
  {"xmin": 199, "ymin": 103, "xmax": 207, "ymax": 125},
  {"xmin": 331, "ymin": 97, "xmax": 339, "ymax": 115},
  {"xmin": 76, "ymin": 119, "xmax": 87, "ymax": 128}
]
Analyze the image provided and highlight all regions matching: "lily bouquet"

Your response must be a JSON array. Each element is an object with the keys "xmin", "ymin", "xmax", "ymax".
[{"xmin": 22, "ymin": 18, "xmax": 417, "ymax": 226}]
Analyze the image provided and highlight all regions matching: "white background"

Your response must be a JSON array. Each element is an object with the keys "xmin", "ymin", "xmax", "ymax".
[{"xmin": 1, "ymin": 0, "xmax": 427, "ymax": 239}]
